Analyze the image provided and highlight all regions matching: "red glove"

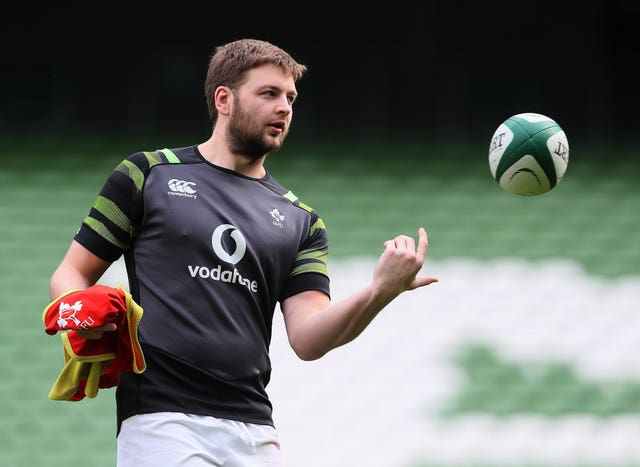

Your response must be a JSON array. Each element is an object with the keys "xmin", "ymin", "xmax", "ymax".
[
  {"xmin": 43, "ymin": 284, "xmax": 128, "ymax": 335},
  {"xmin": 43, "ymin": 285, "xmax": 146, "ymax": 401}
]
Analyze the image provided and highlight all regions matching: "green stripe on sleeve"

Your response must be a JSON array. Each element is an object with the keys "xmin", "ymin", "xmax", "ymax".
[
  {"xmin": 298, "ymin": 249, "xmax": 328, "ymax": 263},
  {"xmin": 283, "ymin": 191, "xmax": 298, "ymax": 203},
  {"xmin": 83, "ymin": 217, "xmax": 129, "ymax": 250},
  {"xmin": 298, "ymin": 202, "xmax": 313, "ymax": 212},
  {"xmin": 290, "ymin": 249, "xmax": 329, "ymax": 277},
  {"xmin": 309, "ymin": 218, "xmax": 326, "ymax": 236},
  {"xmin": 93, "ymin": 195, "xmax": 130, "ymax": 233},
  {"xmin": 143, "ymin": 151, "xmax": 166, "ymax": 167},
  {"xmin": 159, "ymin": 148, "xmax": 180, "ymax": 163},
  {"xmin": 117, "ymin": 160, "xmax": 145, "ymax": 192},
  {"xmin": 283, "ymin": 190, "xmax": 314, "ymax": 212}
]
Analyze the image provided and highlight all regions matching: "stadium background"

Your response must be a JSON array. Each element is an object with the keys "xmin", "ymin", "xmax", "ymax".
[{"xmin": 2, "ymin": 1, "xmax": 639, "ymax": 466}]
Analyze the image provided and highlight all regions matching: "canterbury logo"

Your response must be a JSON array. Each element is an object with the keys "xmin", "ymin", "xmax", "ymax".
[
  {"xmin": 167, "ymin": 179, "xmax": 197, "ymax": 199},
  {"xmin": 168, "ymin": 179, "xmax": 196, "ymax": 194}
]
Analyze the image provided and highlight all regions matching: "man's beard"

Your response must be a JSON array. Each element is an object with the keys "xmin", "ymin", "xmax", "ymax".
[{"xmin": 226, "ymin": 100, "xmax": 289, "ymax": 161}]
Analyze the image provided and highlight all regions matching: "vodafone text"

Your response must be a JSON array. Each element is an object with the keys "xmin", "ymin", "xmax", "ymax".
[{"xmin": 188, "ymin": 265, "xmax": 258, "ymax": 292}]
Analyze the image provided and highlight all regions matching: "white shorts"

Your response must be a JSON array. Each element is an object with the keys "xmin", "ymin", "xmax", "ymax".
[{"xmin": 117, "ymin": 412, "xmax": 283, "ymax": 467}]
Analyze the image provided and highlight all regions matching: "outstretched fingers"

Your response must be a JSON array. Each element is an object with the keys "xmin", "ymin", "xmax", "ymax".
[
  {"xmin": 416, "ymin": 227, "xmax": 429, "ymax": 259},
  {"xmin": 384, "ymin": 231, "xmax": 418, "ymax": 252},
  {"xmin": 413, "ymin": 227, "xmax": 438, "ymax": 288}
]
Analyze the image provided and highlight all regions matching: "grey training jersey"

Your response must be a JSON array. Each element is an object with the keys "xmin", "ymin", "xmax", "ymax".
[{"xmin": 74, "ymin": 146, "xmax": 330, "ymax": 431}]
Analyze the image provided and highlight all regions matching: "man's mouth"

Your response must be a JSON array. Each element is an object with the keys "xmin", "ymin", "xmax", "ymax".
[{"xmin": 269, "ymin": 121, "xmax": 286, "ymax": 133}]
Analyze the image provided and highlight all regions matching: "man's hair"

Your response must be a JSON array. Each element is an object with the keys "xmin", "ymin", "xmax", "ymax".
[{"xmin": 204, "ymin": 38, "xmax": 308, "ymax": 123}]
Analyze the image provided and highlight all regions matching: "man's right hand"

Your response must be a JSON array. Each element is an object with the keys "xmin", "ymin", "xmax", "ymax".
[{"xmin": 76, "ymin": 323, "xmax": 118, "ymax": 339}]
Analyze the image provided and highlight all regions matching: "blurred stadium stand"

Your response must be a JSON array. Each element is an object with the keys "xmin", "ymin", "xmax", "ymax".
[
  {"xmin": 1, "ymin": 1, "xmax": 638, "ymax": 145},
  {"xmin": 1, "ymin": 141, "xmax": 639, "ymax": 466}
]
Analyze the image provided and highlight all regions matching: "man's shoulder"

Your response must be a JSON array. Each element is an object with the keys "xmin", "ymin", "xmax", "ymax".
[
  {"xmin": 114, "ymin": 146, "xmax": 200, "ymax": 173},
  {"xmin": 132, "ymin": 145, "xmax": 199, "ymax": 164},
  {"xmin": 263, "ymin": 179, "xmax": 321, "ymax": 220}
]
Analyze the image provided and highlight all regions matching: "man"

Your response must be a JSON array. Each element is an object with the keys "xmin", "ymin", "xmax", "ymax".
[{"xmin": 48, "ymin": 38, "xmax": 439, "ymax": 466}]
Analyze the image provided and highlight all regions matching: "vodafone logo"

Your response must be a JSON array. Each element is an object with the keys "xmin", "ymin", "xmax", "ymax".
[
  {"xmin": 211, "ymin": 224, "xmax": 246, "ymax": 265},
  {"xmin": 186, "ymin": 224, "xmax": 258, "ymax": 293}
]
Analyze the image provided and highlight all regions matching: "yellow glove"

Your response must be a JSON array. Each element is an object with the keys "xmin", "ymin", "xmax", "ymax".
[{"xmin": 48, "ymin": 333, "xmax": 115, "ymax": 400}]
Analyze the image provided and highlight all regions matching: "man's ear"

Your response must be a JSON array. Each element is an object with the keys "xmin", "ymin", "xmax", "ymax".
[{"xmin": 215, "ymin": 86, "xmax": 233, "ymax": 116}]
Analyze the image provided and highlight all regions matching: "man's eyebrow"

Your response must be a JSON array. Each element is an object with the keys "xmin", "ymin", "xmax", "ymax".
[{"xmin": 259, "ymin": 84, "xmax": 298, "ymax": 98}]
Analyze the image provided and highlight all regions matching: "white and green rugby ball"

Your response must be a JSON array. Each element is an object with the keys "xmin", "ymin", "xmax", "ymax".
[{"xmin": 488, "ymin": 113, "xmax": 569, "ymax": 196}]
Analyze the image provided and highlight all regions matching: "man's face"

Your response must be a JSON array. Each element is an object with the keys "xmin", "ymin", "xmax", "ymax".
[{"xmin": 226, "ymin": 64, "xmax": 298, "ymax": 161}]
